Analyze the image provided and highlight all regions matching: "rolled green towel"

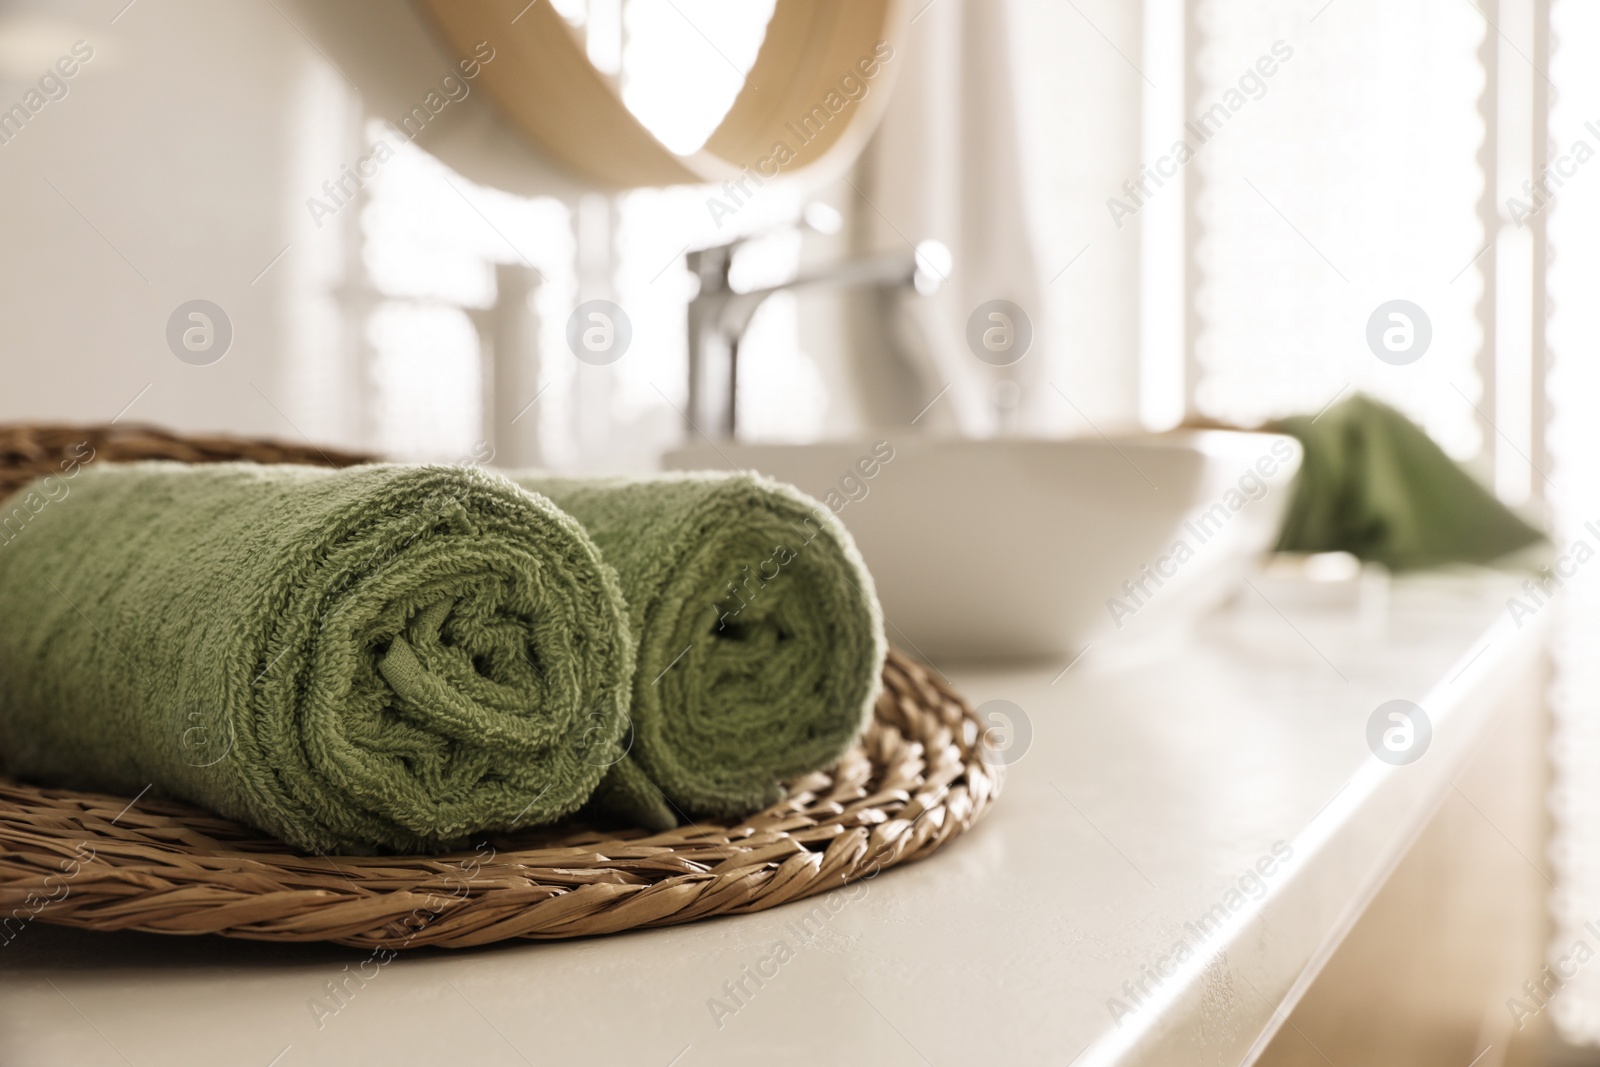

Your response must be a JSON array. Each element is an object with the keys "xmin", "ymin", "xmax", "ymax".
[
  {"xmin": 0, "ymin": 461, "xmax": 634, "ymax": 854},
  {"xmin": 509, "ymin": 472, "xmax": 886, "ymax": 831},
  {"xmin": 1270, "ymin": 394, "xmax": 1546, "ymax": 570}
]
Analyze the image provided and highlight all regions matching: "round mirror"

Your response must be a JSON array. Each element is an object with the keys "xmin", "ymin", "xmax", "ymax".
[{"xmin": 416, "ymin": 0, "xmax": 908, "ymax": 188}]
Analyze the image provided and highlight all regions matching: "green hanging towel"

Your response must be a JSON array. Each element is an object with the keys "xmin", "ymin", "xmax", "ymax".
[
  {"xmin": 508, "ymin": 471, "xmax": 886, "ymax": 831},
  {"xmin": 0, "ymin": 462, "xmax": 635, "ymax": 854},
  {"xmin": 1269, "ymin": 394, "xmax": 1545, "ymax": 570}
]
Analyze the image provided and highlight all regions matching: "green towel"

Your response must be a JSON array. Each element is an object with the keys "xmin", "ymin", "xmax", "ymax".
[
  {"xmin": 510, "ymin": 472, "xmax": 886, "ymax": 830},
  {"xmin": 1270, "ymin": 395, "xmax": 1545, "ymax": 570},
  {"xmin": 0, "ymin": 461, "xmax": 634, "ymax": 854}
]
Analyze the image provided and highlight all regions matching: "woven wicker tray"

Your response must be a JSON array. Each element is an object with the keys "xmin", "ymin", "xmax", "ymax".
[{"xmin": 0, "ymin": 424, "xmax": 999, "ymax": 948}]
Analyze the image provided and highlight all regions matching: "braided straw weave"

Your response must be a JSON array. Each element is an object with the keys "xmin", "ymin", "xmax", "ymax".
[{"xmin": 0, "ymin": 423, "xmax": 999, "ymax": 948}]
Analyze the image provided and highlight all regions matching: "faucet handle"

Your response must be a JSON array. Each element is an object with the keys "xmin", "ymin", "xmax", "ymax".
[
  {"xmin": 913, "ymin": 240, "xmax": 952, "ymax": 296},
  {"xmin": 802, "ymin": 201, "xmax": 844, "ymax": 236}
]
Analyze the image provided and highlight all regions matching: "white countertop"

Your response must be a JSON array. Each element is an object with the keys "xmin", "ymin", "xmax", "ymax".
[{"xmin": 0, "ymin": 572, "xmax": 1542, "ymax": 1067}]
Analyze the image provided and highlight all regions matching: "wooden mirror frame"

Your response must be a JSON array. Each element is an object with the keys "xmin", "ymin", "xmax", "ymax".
[{"xmin": 416, "ymin": 0, "xmax": 908, "ymax": 188}]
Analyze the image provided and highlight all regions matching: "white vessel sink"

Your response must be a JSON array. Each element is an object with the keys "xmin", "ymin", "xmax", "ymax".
[{"xmin": 664, "ymin": 432, "xmax": 1302, "ymax": 662}]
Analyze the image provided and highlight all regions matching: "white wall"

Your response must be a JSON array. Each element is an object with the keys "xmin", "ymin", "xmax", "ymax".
[
  {"xmin": 0, "ymin": 1, "xmax": 318, "ymax": 438},
  {"xmin": 0, "ymin": 0, "xmax": 585, "ymax": 450}
]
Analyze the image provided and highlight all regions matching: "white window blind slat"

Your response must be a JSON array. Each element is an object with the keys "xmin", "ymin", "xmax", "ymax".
[
  {"xmin": 1545, "ymin": 0, "xmax": 1600, "ymax": 1045},
  {"xmin": 1191, "ymin": 0, "xmax": 1487, "ymax": 464}
]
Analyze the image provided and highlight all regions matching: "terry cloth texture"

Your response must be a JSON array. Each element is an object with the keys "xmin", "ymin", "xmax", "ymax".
[
  {"xmin": 1270, "ymin": 394, "xmax": 1545, "ymax": 570},
  {"xmin": 0, "ymin": 462, "xmax": 634, "ymax": 854},
  {"xmin": 510, "ymin": 471, "xmax": 886, "ymax": 831}
]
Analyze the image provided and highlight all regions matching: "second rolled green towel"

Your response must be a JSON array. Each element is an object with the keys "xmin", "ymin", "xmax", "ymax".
[
  {"xmin": 0, "ymin": 462, "xmax": 634, "ymax": 854},
  {"xmin": 510, "ymin": 472, "xmax": 886, "ymax": 830}
]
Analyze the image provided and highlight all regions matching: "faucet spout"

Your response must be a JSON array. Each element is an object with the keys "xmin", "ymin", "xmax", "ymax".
[{"xmin": 685, "ymin": 236, "xmax": 949, "ymax": 440}]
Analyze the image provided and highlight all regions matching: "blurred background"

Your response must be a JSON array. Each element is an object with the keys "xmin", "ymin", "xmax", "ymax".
[{"xmin": 2, "ymin": 0, "xmax": 1599, "ymax": 1057}]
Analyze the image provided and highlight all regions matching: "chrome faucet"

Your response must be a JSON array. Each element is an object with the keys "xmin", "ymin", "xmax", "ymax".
[{"xmin": 685, "ymin": 209, "xmax": 949, "ymax": 439}]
